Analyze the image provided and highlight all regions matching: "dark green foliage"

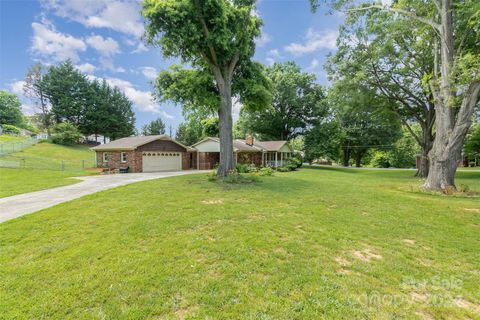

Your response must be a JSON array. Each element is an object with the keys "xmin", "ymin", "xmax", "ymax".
[
  {"xmin": 39, "ymin": 61, "xmax": 135, "ymax": 140},
  {"xmin": 201, "ymin": 117, "xmax": 219, "ymax": 137},
  {"xmin": 0, "ymin": 91, "xmax": 24, "ymax": 127},
  {"xmin": 51, "ymin": 122, "xmax": 82, "ymax": 146},
  {"xmin": 142, "ymin": 118, "xmax": 166, "ymax": 136},
  {"xmin": 236, "ymin": 62, "xmax": 326, "ymax": 140},
  {"xmin": 1, "ymin": 124, "xmax": 21, "ymax": 135},
  {"xmin": 464, "ymin": 123, "xmax": 480, "ymax": 166}
]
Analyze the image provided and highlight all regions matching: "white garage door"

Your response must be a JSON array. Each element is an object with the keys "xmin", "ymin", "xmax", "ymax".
[{"xmin": 142, "ymin": 151, "xmax": 182, "ymax": 172}]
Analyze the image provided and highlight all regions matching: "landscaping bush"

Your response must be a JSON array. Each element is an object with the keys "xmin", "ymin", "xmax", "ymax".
[
  {"xmin": 259, "ymin": 166, "xmax": 274, "ymax": 176},
  {"xmin": 371, "ymin": 151, "xmax": 391, "ymax": 168},
  {"xmin": 51, "ymin": 122, "xmax": 82, "ymax": 146},
  {"xmin": 1, "ymin": 124, "xmax": 21, "ymax": 135},
  {"xmin": 288, "ymin": 156, "xmax": 303, "ymax": 168},
  {"xmin": 235, "ymin": 163, "xmax": 257, "ymax": 173}
]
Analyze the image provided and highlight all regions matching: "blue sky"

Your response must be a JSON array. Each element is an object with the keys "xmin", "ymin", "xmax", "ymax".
[{"xmin": 0, "ymin": 0, "xmax": 343, "ymax": 133}]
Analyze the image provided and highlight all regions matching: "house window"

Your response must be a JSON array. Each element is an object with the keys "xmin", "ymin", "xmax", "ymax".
[
  {"xmin": 121, "ymin": 152, "xmax": 127, "ymax": 163},
  {"xmin": 103, "ymin": 152, "xmax": 108, "ymax": 162}
]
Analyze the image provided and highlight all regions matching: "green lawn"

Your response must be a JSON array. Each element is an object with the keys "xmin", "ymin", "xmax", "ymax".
[
  {"xmin": 0, "ymin": 168, "xmax": 82, "ymax": 198},
  {"xmin": 0, "ymin": 134, "xmax": 27, "ymax": 143},
  {"xmin": 1, "ymin": 168, "xmax": 479, "ymax": 319},
  {"xmin": 0, "ymin": 142, "xmax": 95, "ymax": 198},
  {"xmin": 9, "ymin": 141, "xmax": 94, "ymax": 163}
]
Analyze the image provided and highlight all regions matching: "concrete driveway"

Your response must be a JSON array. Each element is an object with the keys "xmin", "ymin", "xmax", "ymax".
[{"xmin": 0, "ymin": 170, "xmax": 207, "ymax": 223}]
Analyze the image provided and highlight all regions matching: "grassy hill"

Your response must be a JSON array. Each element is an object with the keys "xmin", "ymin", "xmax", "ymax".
[
  {"xmin": 1, "ymin": 168, "xmax": 478, "ymax": 319},
  {"xmin": 0, "ymin": 141, "xmax": 96, "ymax": 198},
  {"xmin": 0, "ymin": 135, "xmax": 27, "ymax": 143}
]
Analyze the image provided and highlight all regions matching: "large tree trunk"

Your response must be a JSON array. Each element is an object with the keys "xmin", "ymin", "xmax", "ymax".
[
  {"xmin": 355, "ymin": 151, "xmax": 364, "ymax": 168},
  {"xmin": 216, "ymin": 78, "xmax": 235, "ymax": 178},
  {"xmin": 424, "ymin": 82, "xmax": 480, "ymax": 189},
  {"xmin": 416, "ymin": 127, "xmax": 434, "ymax": 178},
  {"xmin": 424, "ymin": 0, "xmax": 480, "ymax": 190},
  {"xmin": 342, "ymin": 148, "xmax": 350, "ymax": 167}
]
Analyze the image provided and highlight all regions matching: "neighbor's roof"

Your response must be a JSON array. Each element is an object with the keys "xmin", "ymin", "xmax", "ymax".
[
  {"xmin": 192, "ymin": 137, "xmax": 290, "ymax": 152},
  {"xmin": 91, "ymin": 135, "xmax": 193, "ymax": 151},
  {"xmin": 254, "ymin": 140, "xmax": 290, "ymax": 152}
]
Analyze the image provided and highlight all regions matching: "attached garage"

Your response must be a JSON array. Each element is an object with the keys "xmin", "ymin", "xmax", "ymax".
[
  {"xmin": 142, "ymin": 152, "xmax": 182, "ymax": 172},
  {"xmin": 92, "ymin": 135, "xmax": 197, "ymax": 173}
]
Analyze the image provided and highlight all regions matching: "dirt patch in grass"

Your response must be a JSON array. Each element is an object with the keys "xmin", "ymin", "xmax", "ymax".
[
  {"xmin": 410, "ymin": 291, "xmax": 428, "ymax": 303},
  {"xmin": 174, "ymin": 306, "xmax": 197, "ymax": 319},
  {"xmin": 454, "ymin": 298, "xmax": 480, "ymax": 314},
  {"xmin": 352, "ymin": 248, "xmax": 383, "ymax": 262},
  {"xmin": 403, "ymin": 239, "xmax": 416, "ymax": 246},
  {"xmin": 463, "ymin": 208, "xmax": 480, "ymax": 213},
  {"xmin": 415, "ymin": 310, "xmax": 434, "ymax": 320},
  {"xmin": 201, "ymin": 199, "xmax": 224, "ymax": 205}
]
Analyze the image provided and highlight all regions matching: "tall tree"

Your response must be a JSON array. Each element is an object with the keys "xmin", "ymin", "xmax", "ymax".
[
  {"xmin": 40, "ymin": 60, "xmax": 90, "ymax": 126},
  {"xmin": 326, "ymin": 10, "xmax": 435, "ymax": 177},
  {"xmin": 142, "ymin": 118, "xmax": 166, "ymax": 135},
  {"xmin": 312, "ymin": 0, "xmax": 480, "ymax": 190},
  {"xmin": 237, "ymin": 61, "xmax": 327, "ymax": 141},
  {"xmin": 0, "ymin": 91, "xmax": 23, "ymax": 127},
  {"xmin": 23, "ymin": 62, "xmax": 52, "ymax": 133},
  {"xmin": 142, "ymin": 0, "xmax": 271, "ymax": 177}
]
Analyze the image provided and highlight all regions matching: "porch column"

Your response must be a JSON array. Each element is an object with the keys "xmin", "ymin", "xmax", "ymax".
[
  {"xmin": 275, "ymin": 152, "xmax": 278, "ymax": 167},
  {"xmin": 280, "ymin": 152, "xmax": 283, "ymax": 166}
]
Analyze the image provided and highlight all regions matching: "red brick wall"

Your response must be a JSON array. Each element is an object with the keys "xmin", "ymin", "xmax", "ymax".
[
  {"xmin": 198, "ymin": 152, "xmax": 219, "ymax": 170},
  {"xmin": 96, "ymin": 150, "xmax": 141, "ymax": 172},
  {"xmin": 182, "ymin": 152, "xmax": 197, "ymax": 170},
  {"xmin": 237, "ymin": 152, "xmax": 263, "ymax": 166}
]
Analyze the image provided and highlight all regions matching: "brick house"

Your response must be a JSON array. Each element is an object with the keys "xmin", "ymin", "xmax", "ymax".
[
  {"xmin": 92, "ymin": 135, "xmax": 294, "ymax": 173},
  {"xmin": 192, "ymin": 136, "xmax": 294, "ymax": 170},
  {"xmin": 91, "ymin": 135, "xmax": 196, "ymax": 172}
]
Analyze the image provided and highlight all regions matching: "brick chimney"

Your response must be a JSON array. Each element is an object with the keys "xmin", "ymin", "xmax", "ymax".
[{"xmin": 245, "ymin": 135, "xmax": 254, "ymax": 146}]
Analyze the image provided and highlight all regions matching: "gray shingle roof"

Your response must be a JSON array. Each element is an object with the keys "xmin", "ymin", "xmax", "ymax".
[{"xmin": 91, "ymin": 135, "xmax": 192, "ymax": 151}]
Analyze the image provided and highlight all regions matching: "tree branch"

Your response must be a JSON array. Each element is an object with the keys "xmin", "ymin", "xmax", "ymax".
[{"xmin": 347, "ymin": 5, "xmax": 441, "ymax": 32}]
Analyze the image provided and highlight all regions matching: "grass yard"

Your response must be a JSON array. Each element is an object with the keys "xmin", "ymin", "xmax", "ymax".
[
  {"xmin": 0, "ymin": 168, "xmax": 82, "ymax": 198},
  {"xmin": 1, "ymin": 168, "xmax": 479, "ymax": 319},
  {"xmin": 0, "ymin": 135, "xmax": 27, "ymax": 143},
  {"xmin": 0, "ymin": 142, "xmax": 95, "ymax": 198},
  {"xmin": 8, "ymin": 141, "xmax": 94, "ymax": 163}
]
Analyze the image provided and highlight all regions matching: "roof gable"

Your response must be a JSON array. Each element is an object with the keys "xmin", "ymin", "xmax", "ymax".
[{"xmin": 91, "ymin": 135, "xmax": 192, "ymax": 151}]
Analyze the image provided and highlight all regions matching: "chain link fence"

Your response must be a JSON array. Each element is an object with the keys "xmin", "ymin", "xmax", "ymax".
[
  {"xmin": 0, "ymin": 154, "xmax": 95, "ymax": 173},
  {"xmin": 0, "ymin": 138, "xmax": 38, "ymax": 156}
]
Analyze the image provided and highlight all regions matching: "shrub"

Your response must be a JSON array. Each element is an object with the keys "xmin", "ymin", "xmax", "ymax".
[
  {"xmin": 288, "ymin": 156, "xmax": 303, "ymax": 168},
  {"xmin": 259, "ymin": 166, "xmax": 274, "ymax": 176},
  {"xmin": 371, "ymin": 151, "xmax": 391, "ymax": 168},
  {"xmin": 1, "ymin": 124, "xmax": 21, "ymax": 135},
  {"xmin": 235, "ymin": 163, "xmax": 257, "ymax": 173},
  {"xmin": 51, "ymin": 122, "xmax": 82, "ymax": 146}
]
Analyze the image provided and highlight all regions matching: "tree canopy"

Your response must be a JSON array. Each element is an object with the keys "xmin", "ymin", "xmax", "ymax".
[
  {"xmin": 0, "ymin": 91, "xmax": 24, "ymax": 127},
  {"xmin": 236, "ymin": 61, "xmax": 327, "ymax": 141},
  {"xmin": 142, "ymin": 118, "xmax": 166, "ymax": 136},
  {"xmin": 142, "ymin": 0, "xmax": 271, "ymax": 177}
]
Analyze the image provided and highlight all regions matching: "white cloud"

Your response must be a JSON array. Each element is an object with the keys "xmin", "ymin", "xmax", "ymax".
[
  {"xmin": 75, "ymin": 63, "xmax": 96, "ymax": 74},
  {"xmin": 31, "ymin": 22, "xmax": 87, "ymax": 62},
  {"xmin": 87, "ymin": 75, "xmax": 173, "ymax": 118},
  {"xmin": 132, "ymin": 43, "xmax": 148, "ymax": 54},
  {"xmin": 255, "ymin": 32, "xmax": 271, "ymax": 47},
  {"xmin": 41, "ymin": 0, "xmax": 144, "ymax": 37},
  {"xmin": 285, "ymin": 28, "xmax": 338, "ymax": 56},
  {"xmin": 98, "ymin": 57, "xmax": 125, "ymax": 73},
  {"xmin": 140, "ymin": 67, "xmax": 157, "ymax": 80},
  {"xmin": 265, "ymin": 49, "xmax": 282, "ymax": 66},
  {"xmin": 86, "ymin": 34, "xmax": 120, "ymax": 57},
  {"xmin": 308, "ymin": 58, "xmax": 320, "ymax": 70},
  {"xmin": 10, "ymin": 81, "xmax": 26, "ymax": 95}
]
